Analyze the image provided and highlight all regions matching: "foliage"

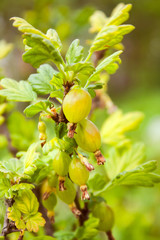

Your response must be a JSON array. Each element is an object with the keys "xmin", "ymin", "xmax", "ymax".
[{"xmin": 0, "ymin": 3, "xmax": 159, "ymax": 240}]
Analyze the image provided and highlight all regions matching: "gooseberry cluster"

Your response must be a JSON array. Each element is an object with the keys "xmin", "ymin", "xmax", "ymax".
[{"xmin": 39, "ymin": 87, "xmax": 108, "ymax": 221}]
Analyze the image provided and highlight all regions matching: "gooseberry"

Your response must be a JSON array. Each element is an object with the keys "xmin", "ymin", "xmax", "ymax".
[
  {"xmin": 92, "ymin": 202, "xmax": 114, "ymax": 232},
  {"xmin": 75, "ymin": 119, "xmax": 105, "ymax": 165},
  {"xmin": 42, "ymin": 192, "xmax": 57, "ymax": 211},
  {"xmin": 53, "ymin": 150, "xmax": 71, "ymax": 191},
  {"xmin": 56, "ymin": 177, "xmax": 76, "ymax": 205},
  {"xmin": 75, "ymin": 119, "xmax": 101, "ymax": 152},
  {"xmin": 69, "ymin": 156, "xmax": 90, "ymax": 200},
  {"xmin": 41, "ymin": 176, "xmax": 57, "ymax": 200},
  {"xmin": 53, "ymin": 150, "xmax": 71, "ymax": 177},
  {"xmin": 42, "ymin": 192, "xmax": 57, "ymax": 223},
  {"xmin": 63, "ymin": 88, "xmax": 92, "ymax": 123}
]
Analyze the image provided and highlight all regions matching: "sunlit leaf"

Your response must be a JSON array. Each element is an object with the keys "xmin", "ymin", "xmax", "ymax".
[
  {"xmin": 26, "ymin": 212, "xmax": 45, "ymax": 232},
  {"xmin": 95, "ymin": 160, "xmax": 160, "ymax": 195},
  {"xmin": 24, "ymin": 100, "xmax": 52, "ymax": 117},
  {"xmin": 0, "ymin": 78, "xmax": 37, "ymax": 102},
  {"xmin": 101, "ymin": 110, "xmax": 144, "ymax": 147},
  {"xmin": 28, "ymin": 64, "xmax": 57, "ymax": 95},
  {"xmin": 105, "ymin": 143, "xmax": 146, "ymax": 180},
  {"xmin": 66, "ymin": 39, "xmax": 84, "ymax": 64}
]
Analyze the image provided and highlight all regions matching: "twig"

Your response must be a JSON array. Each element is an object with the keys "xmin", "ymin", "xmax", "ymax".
[
  {"xmin": 33, "ymin": 186, "xmax": 54, "ymax": 236},
  {"xmin": 74, "ymin": 191, "xmax": 89, "ymax": 226},
  {"xmin": 106, "ymin": 230, "xmax": 115, "ymax": 240},
  {"xmin": 1, "ymin": 198, "xmax": 17, "ymax": 238}
]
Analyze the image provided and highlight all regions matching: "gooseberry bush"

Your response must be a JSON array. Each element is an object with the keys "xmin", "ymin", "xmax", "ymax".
[{"xmin": 0, "ymin": 3, "xmax": 160, "ymax": 240}]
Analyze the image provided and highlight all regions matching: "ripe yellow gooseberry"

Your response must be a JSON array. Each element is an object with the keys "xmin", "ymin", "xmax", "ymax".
[{"xmin": 63, "ymin": 88, "xmax": 92, "ymax": 123}]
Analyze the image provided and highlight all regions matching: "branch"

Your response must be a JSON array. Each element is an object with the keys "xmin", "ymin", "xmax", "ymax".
[
  {"xmin": 74, "ymin": 191, "xmax": 89, "ymax": 226},
  {"xmin": 1, "ymin": 198, "xmax": 19, "ymax": 238},
  {"xmin": 33, "ymin": 186, "xmax": 54, "ymax": 236}
]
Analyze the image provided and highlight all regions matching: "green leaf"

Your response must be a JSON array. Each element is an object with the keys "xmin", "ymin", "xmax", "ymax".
[
  {"xmin": 89, "ymin": 10, "xmax": 108, "ymax": 33},
  {"xmin": 66, "ymin": 39, "xmax": 84, "ymax": 65},
  {"xmin": 50, "ymin": 90, "xmax": 64, "ymax": 101},
  {"xmin": 65, "ymin": 62, "xmax": 94, "ymax": 77},
  {"xmin": 49, "ymin": 72, "xmax": 64, "ymax": 89},
  {"xmin": 14, "ymin": 189, "xmax": 39, "ymax": 214},
  {"xmin": 11, "ymin": 17, "xmax": 44, "ymax": 35},
  {"xmin": 96, "ymin": 51, "xmax": 122, "ymax": 73},
  {"xmin": 105, "ymin": 143, "xmax": 146, "ymax": 180},
  {"xmin": 7, "ymin": 112, "xmax": 36, "ymax": 151},
  {"xmin": 0, "ymin": 178, "xmax": 11, "ymax": 198},
  {"xmin": 89, "ymin": 4, "xmax": 132, "ymax": 34},
  {"xmin": 11, "ymin": 17, "xmax": 64, "ymax": 68},
  {"xmin": 23, "ymin": 34, "xmax": 63, "ymax": 68},
  {"xmin": 42, "ymin": 137, "xmax": 60, "ymax": 155},
  {"xmin": 0, "ymin": 158, "xmax": 24, "ymax": 176},
  {"xmin": 11, "ymin": 17, "xmax": 61, "ymax": 50},
  {"xmin": 85, "ymin": 51, "xmax": 122, "ymax": 87},
  {"xmin": 8, "ymin": 206, "xmax": 26, "ymax": 230},
  {"xmin": 22, "ymin": 142, "xmax": 39, "ymax": 175},
  {"xmin": 75, "ymin": 217, "xmax": 99, "ymax": 240},
  {"xmin": 11, "ymin": 183, "xmax": 35, "ymax": 192},
  {"xmin": 24, "ymin": 100, "xmax": 52, "ymax": 117},
  {"xmin": 101, "ymin": 110, "xmax": 144, "ymax": 147},
  {"xmin": 55, "ymin": 122, "xmax": 68, "ymax": 139},
  {"xmin": 28, "ymin": 64, "xmax": 57, "ymax": 95},
  {"xmin": 106, "ymin": 3, "xmax": 132, "ymax": 26},
  {"xmin": 0, "ymin": 40, "xmax": 13, "ymax": 59},
  {"xmin": 87, "ymin": 83, "xmax": 104, "ymax": 91},
  {"xmin": 88, "ymin": 24, "xmax": 134, "ymax": 58},
  {"xmin": 88, "ymin": 174, "xmax": 106, "ymax": 191},
  {"xmin": 0, "ymin": 78, "xmax": 37, "ymax": 102},
  {"xmin": 8, "ymin": 189, "xmax": 45, "ymax": 232},
  {"xmin": 25, "ymin": 212, "xmax": 45, "ymax": 232},
  {"xmin": 54, "ymin": 230, "xmax": 75, "ymax": 240},
  {"xmin": 46, "ymin": 29, "xmax": 62, "ymax": 51},
  {"xmin": 95, "ymin": 160, "xmax": 160, "ymax": 195}
]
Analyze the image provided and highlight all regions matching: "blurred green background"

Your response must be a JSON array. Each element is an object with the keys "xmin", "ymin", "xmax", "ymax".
[{"xmin": 0, "ymin": 0, "xmax": 160, "ymax": 239}]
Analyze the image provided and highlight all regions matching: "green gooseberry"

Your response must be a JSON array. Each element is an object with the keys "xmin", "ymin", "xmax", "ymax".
[
  {"xmin": 92, "ymin": 202, "xmax": 114, "ymax": 232},
  {"xmin": 75, "ymin": 118, "xmax": 101, "ymax": 153},
  {"xmin": 42, "ymin": 192, "xmax": 57, "ymax": 211},
  {"xmin": 56, "ymin": 177, "xmax": 76, "ymax": 204},
  {"xmin": 53, "ymin": 150, "xmax": 71, "ymax": 177},
  {"xmin": 62, "ymin": 88, "xmax": 92, "ymax": 123},
  {"xmin": 69, "ymin": 156, "xmax": 89, "ymax": 186}
]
